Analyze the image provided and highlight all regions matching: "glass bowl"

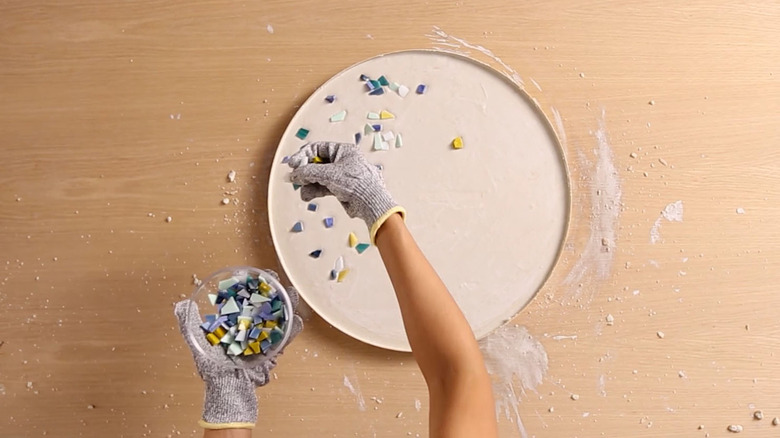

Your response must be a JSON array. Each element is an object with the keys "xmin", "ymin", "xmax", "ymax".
[{"xmin": 186, "ymin": 266, "xmax": 294, "ymax": 369}]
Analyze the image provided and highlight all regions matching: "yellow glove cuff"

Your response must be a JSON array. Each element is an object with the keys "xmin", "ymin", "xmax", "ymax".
[
  {"xmin": 370, "ymin": 206, "xmax": 406, "ymax": 245},
  {"xmin": 198, "ymin": 419, "xmax": 255, "ymax": 430}
]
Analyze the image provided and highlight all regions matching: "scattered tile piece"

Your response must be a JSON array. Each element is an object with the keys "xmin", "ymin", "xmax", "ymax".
[
  {"xmin": 309, "ymin": 249, "xmax": 322, "ymax": 259},
  {"xmin": 335, "ymin": 256, "xmax": 344, "ymax": 272},
  {"xmin": 311, "ymin": 156, "xmax": 323, "ymax": 164},
  {"xmin": 348, "ymin": 232, "xmax": 358, "ymax": 248},
  {"xmin": 382, "ymin": 131, "xmax": 395, "ymax": 142},
  {"xmin": 381, "ymin": 141, "xmax": 390, "ymax": 150},
  {"xmin": 220, "ymin": 297, "xmax": 240, "ymax": 315},
  {"xmin": 389, "ymin": 82, "xmax": 400, "ymax": 91},
  {"xmin": 218, "ymin": 278, "xmax": 239, "ymax": 290},
  {"xmin": 295, "ymin": 128, "xmax": 309, "ymax": 140},
  {"xmin": 367, "ymin": 112, "xmax": 380, "ymax": 120},
  {"xmin": 365, "ymin": 81, "xmax": 376, "ymax": 92},
  {"xmin": 369, "ymin": 87, "xmax": 384, "ymax": 96},
  {"xmin": 337, "ymin": 269, "xmax": 350, "ymax": 282},
  {"xmin": 416, "ymin": 84, "xmax": 427, "ymax": 94},
  {"xmin": 355, "ymin": 132, "xmax": 362, "ymax": 145},
  {"xmin": 325, "ymin": 95, "xmax": 336, "ymax": 103},
  {"xmin": 307, "ymin": 203, "xmax": 318, "ymax": 212},
  {"xmin": 378, "ymin": 75, "xmax": 389, "ymax": 86},
  {"xmin": 292, "ymin": 183, "xmax": 301, "ymax": 190},
  {"xmin": 291, "ymin": 221, "xmax": 304, "ymax": 233},
  {"xmin": 397, "ymin": 85, "xmax": 409, "ymax": 97},
  {"xmin": 281, "ymin": 155, "xmax": 290, "ymax": 164},
  {"xmin": 452, "ymin": 136, "xmax": 464, "ymax": 149},
  {"xmin": 379, "ymin": 110, "xmax": 394, "ymax": 119},
  {"xmin": 395, "ymin": 133, "xmax": 403, "ymax": 148},
  {"xmin": 372, "ymin": 124, "xmax": 382, "ymax": 132},
  {"xmin": 356, "ymin": 243, "xmax": 370, "ymax": 254},
  {"xmin": 227, "ymin": 342, "xmax": 244, "ymax": 356},
  {"xmin": 364, "ymin": 123, "xmax": 374, "ymax": 135},
  {"xmin": 329, "ymin": 110, "xmax": 347, "ymax": 122},
  {"xmin": 323, "ymin": 217, "xmax": 334, "ymax": 228},
  {"xmin": 330, "ymin": 269, "xmax": 338, "ymax": 280},
  {"xmin": 359, "ymin": 74, "xmax": 370, "ymax": 81},
  {"xmin": 373, "ymin": 134, "xmax": 384, "ymax": 151}
]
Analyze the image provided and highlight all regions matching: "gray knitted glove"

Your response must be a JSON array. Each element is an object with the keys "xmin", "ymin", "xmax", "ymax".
[
  {"xmin": 174, "ymin": 270, "xmax": 303, "ymax": 430},
  {"xmin": 288, "ymin": 141, "xmax": 406, "ymax": 243}
]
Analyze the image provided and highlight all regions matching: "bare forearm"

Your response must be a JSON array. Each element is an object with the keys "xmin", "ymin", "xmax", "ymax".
[
  {"xmin": 375, "ymin": 214, "xmax": 488, "ymax": 386},
  {"xmin": 203, "ymin": 429, "xmax": 251, "ymax": 438}
]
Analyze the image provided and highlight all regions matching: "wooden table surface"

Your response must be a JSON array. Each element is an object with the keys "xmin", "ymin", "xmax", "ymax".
[{"xmin": 2, "ymin": 1, "xmax": 779, "ymax": 437}]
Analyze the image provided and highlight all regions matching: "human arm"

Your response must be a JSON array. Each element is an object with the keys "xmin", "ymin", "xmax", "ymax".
[
  {"xmin": 376, "ymin": 214, "xmax": 498, "ymax": 437},
  {"xmin": 203, "ymin": 429, "xmax": 251, "ymax": 438},
  {"xmin": 288, "ymin": 142, "xmax": 498, "ymax": 438}
]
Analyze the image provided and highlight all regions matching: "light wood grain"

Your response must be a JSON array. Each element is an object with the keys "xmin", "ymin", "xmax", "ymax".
[{"xmin": 1, "ymin": 1, "xmax": 779, "ymax": 437}]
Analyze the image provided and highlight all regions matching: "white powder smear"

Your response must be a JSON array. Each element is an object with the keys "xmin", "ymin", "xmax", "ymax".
[
  {"xmin": 564, "ymin": 109, "xmax": 622, "ymax": 292},
  {"xmin": 342, "ymin": 375, "xmax": 366, "ymax": 411},
  {"xmin": 426, "ymin": 26, "xmax": 524, "ymax": 87},
  {"xmin": 650, "ymin": 200, "xmax": 684, "ymax": 244},
  {"xmin": 480, "ymin": 325, "xmax": 548, "ymax": 438}
]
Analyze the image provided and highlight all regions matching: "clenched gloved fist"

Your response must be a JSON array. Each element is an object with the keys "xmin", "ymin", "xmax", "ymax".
[{"xmin": 288, "ymin": 141, "xmax": 406, "ymax": 243}]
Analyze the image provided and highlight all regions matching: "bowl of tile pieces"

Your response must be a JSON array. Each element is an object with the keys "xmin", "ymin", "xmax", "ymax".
[{"xmin": 187, "ymin": 266, "xmax": 294, "ymax": 368}]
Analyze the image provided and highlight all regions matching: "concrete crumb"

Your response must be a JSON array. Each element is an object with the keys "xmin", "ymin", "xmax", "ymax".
[
  {"xmin": 678, "ymin": 370, "xmax": 687, "ymax": 378},
  {"xmin": 649, "ymin": 100, "xmax": 655, "ymax": 105},
  {"xmin": 548, "ymin": 407, "xmax": 555, "ymax": 413},
  {"xmin": 221, "ymin": 198, "xmax": 230, "ymax": 205},
  {"xmin": 656, "ymin": 331, "xmax": 665, "ymax": 339},
  {"xmin": 727, "ymin": 425, "xmax": 743, "ymax": 433},
  {"xmin": 165, "ymin": 216, "xmax": 172, "ymax": 223},
  {"xmin": 571, "ymin": 394, "xmax": 579, "ymax": 400},
  {"xmin": 192, "ymin": 274, "xmax": 202, "ymax": 286},
  {"xmin": 26, "ymin": 381, "xmax": 33, "ymax": 389},
  {"xmin": 630, "ymin": 152, "xmax": 638, "ymax": 158},
  {"xmin": 736, "ymin": 207, "xmax": 745, "ymax": 214},
  {"xmin": 396, "ymin": 411, "xmax": 403, "ymax": 418},
  {"xmin": 659, "ymin": 158, "xmax": 668, "ymax": 166},
  {"xmin": 579, "ymin": 72, "xmax": 585, "ymax": 78},
  {"xmin": 227, "ymin": 170, "xmax": 236, "ymax": 183},
  {"xmin": 772, "ymin": 417, "xmax": 779, "ymax": 426},
  {"xmin": 87, "ymin": 404, "xmax": 95, "ymax": 409},
  {"xmin": 605, "ymin": 314, "xmax": 614, "ymax": 326},
  {"xmin": 753, "ymin": 410, "xmax": 763, "ymax": 420},
  {"xmin": 698, "ymin": 424, "xmax": 704, "ymax": 430}
]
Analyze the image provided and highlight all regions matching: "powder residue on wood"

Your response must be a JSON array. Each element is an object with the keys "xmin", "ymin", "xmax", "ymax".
[
  {"xmin": 564, "ymin": 109, "xmax": 622, "ymax": 296},
  {"xmin": 650, "ymin": 200, "xmax": 683, "ymax": 244},
  {"xmin": 480, "ymin": 325, "xmax": 548, "ymax": 438}
]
